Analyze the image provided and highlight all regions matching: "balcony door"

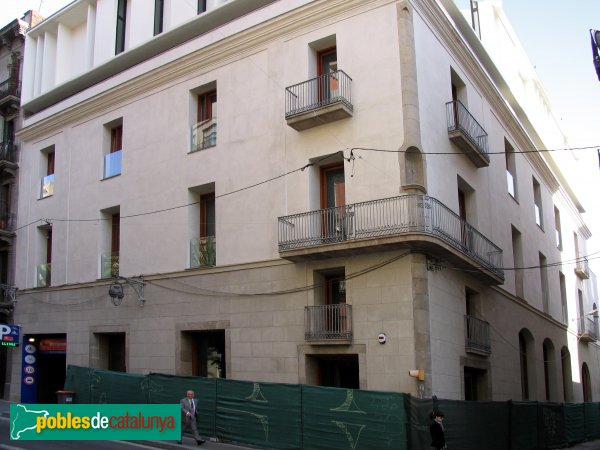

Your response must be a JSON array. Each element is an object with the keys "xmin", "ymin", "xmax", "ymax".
[
  {"xmin": 318, "ymin": 48, "xmax": 338, "ymax": 102},
  {"xmin": 320, "ymin": 164, "xmax": 346, "ymax": 241},
  {"xmin": 325, "ymin": 270, "xmax": 346, "ymax": 337},
  {"xmin": 199, "ymin": 193, "xmax": 216, "ymax": 266}
]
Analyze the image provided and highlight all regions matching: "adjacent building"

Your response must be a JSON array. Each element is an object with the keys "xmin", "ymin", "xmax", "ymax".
[
  {"xmin": 6, "ymin": 0, "xmax": 599, "ymax": 404},
  {"xmin": 0, "ymin": 10, "xmax": 43, "ymax": 398}
]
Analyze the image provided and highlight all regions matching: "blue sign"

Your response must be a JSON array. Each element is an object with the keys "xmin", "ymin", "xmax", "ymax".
[
  {"xmin": 0, "ymin": 324, "xmax": 20, "ymax": 347},
  {"xmin": 21, "ymin": 335, "xmax": 37, "ymax": 404}
]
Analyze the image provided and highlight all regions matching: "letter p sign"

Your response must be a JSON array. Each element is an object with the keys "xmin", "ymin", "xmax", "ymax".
[{"xmin": 0, "ymin": 325, "xmax": 11, "ymax": 338}]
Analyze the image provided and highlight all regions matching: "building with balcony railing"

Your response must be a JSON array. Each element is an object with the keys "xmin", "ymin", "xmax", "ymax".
[
  {"xmin": 6, "ymin": 0, "xmax": 599, "ymax": 406},
  {"xmin": 0, "ymin": 10, "xmax": 41, "ymax": 399}
]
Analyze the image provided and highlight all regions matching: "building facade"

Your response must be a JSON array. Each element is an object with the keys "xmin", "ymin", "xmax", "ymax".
[{"xmin": 7, "ymin": 0, "xmax": 599, "ymax": 404}]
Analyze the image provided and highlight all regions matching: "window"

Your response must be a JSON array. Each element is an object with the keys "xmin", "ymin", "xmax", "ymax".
[
  {"xmin": 37, "ymin": 225, "xmax": 52, "ymax": 287},
  {"xmin": 311, "ymin": 268, "xmax": 350, "ymax": 340},
  {"xmin": 104, "ymin": 123, "xmax": 122, "ymax": 179},
  {"xmin": 320, "ymin": 163, "xmax": 348, "ymax": 239},
  {"xmin": 41, "ymin": 148, "xmax": 55, "ymax": 199},
  {"xmin": 561, "ymin": 347, "xmax": 573, "ymax": 402},
  {"xmin": 198, "ymin": 0, "xmax": 207, "ymax": 14},
  {"xmin": 582, "ymin": 363, "xmax": 592, "ymax": 402},
  {"xmin": 559, "ymin": 272, "xmax": 568, "ymax": 324},
  {"xmin": 189, "ymin": 187, "xmax": 216, "ymax": 268},
  {"xmin": 554, "ymin": 207, "xmax": 562, "ymax": 250},
  {"xmin": 539, "ymin": 252, "xmax": 548, "ymax": 313},
  {"xmin": 100, "ymin": 207, "xmax": 120, "ymax": 278},
  {"xmin": 115, "ymin": 0, "xmax": 127, "ymax": 55},
  {"xmin": 505, "ymin": 140, "xmax": 517, "ymax": 198},
  {"xmin": 543, "ymin": 339, "xmax": 556, "ymax": 401},
  {"xmin": 578, "ymin": 289, "xmax": 585, "ymax": 334},
  {"xmin": 533, "ymin": 177, "xmax": 543, "ymax": 228},
  {"xmin": 154, "ymin": 0, "xmax": 164, "ymax": 35},
  {"xmin": 94, "ymin": 332, "xmax": 126, "ymax": 372},
  {"xmin": 317, "ymin": 47, "xmax": 338, "ymax": 102},
  {"xmin": 519, "ymin": 329, "xmax": 534, "ymax": 400},
  {"xmin": 464, "ymin": 366, "xmax": 487, "ymax": 401},
  {"xmin": 511, "ymin": 226, "xmax": 524, "ymax": 298},
  {"xmin": 181, "ymin": 330, "xmax": 226, "ymax": 378},
  {"xmin": 191, "ymin": 90, "xmax": 217, "ymax": 151}
]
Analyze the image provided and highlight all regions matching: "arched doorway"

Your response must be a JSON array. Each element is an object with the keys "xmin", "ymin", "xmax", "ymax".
[
  {"xmin": 582, "ymin": 362, "xmax": 592, "ymax": 402},
  {"xmin": 561, "ymin": 346, "xmax": 573, "ymax": 402},
  {"xmin": 519, "ymin": 329, "xmax": 535, "ymax": 400},
  {"xmin": 542, "ymin": 338, "xmax": 556, "ymax": 401}
]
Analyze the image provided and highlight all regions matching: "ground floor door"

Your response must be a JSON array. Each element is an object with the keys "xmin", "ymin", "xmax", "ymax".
[
  {"xmin": 308, "ymin": 354, "xmax": 359, "ymax": 389},
  {"xmin": 21, "ymin": 334, "xmax": 66, "ymax": 403}
]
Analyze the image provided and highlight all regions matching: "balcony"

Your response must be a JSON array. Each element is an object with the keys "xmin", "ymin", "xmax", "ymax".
[
  {"xmin": 578, "ymin": 317, "xmax": 598, "ymax": 343},
  {"xmin": 40, "ymin": 174, "xmax": 55, "ymax": 198},
  {"xmin": 0, "ymin": 142, "xmax": 18, "ymax": 174},
  {"xmin": 190, "ymin": 118, "xmax": 217, "ymax": 152},
  {"xmin": 103, "ymin": 150, "xmax": 122, "ymax": 179},
  {"xmin": 285, "ymin": 70, "xmax": 353, "ymax": 131},
  {"xmin": 36, "ymin": 263, "xmax": 51, "ymax": 288},
  {"xmin": 0, "ymin": 284, "xmax": 16, "ymax": 312},
  {"xmin": 190, "ymin": 236, "xmax": 216, "ymax": 268},
  {"xmin": 465, "ymin": 315, "xmax": 491, "ymax": 355},
  {"xmin": 0, "ymin": 77, "xmax": 20, "ymax": 116},
  {"xmin": 0, "ymin": 209, "xmax": 16, "ymax": 244},
  {"xmin": 446, "ymin": 100, "xmax": 489, "ymax": 167},
  {"xmin": 101, "ymin": 253, "xmax": 119, "ymax": 278},
  {"xmin": 575, "ymin": 256, "xmax": 590, "ymax": 279},
  {"xmin": 278, "ymin": 194, "xmax": 504, "ymax": 285},
  {"xmin": 304, "ymin": 304, "xmax": 352, "ymax": 344}
]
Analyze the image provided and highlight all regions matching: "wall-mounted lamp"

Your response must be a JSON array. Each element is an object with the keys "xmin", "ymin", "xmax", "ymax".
[{"xmin": 108, "ymin": 276, "xmax": 145, "ymax": 307}]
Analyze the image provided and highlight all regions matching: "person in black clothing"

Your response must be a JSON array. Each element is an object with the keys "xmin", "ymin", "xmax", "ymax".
[{"xmin": 429, "ymin": 410, "xmax": 446, "ymax": 450}]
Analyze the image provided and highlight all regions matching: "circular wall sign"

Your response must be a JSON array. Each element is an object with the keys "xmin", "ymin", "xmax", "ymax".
[
  {"xmin": 24, "ymin": 355, "xmax": 36, "ymax": 364},
  {"xmin": 24, "ymin": 366, "xmax": 35, "ymax": 375},
  {"xmin": 25, "ymin": 344, "xmax": 36, "ymax": 354},
  {"xmin": 24, "ymin": 376, "xmax": 35, "ymax": 385}
]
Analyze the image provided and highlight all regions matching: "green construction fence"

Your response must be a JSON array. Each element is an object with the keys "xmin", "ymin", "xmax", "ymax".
[{"xmin": 64, "ymin": 365, "xmax": 600, "ymax": 449}]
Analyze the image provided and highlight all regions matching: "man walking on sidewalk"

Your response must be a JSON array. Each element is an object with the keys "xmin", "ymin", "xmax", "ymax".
[{"xmin": 179, "ymin": 389, "xmax": 205, "ymax": 446}]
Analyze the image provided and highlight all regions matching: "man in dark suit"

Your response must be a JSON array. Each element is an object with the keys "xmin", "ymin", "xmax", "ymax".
[{"xmin": 178, "ymin": 390, "xmax": 205, "ymax": 445}]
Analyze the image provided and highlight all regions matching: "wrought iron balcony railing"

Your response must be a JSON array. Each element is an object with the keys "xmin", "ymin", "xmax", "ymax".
[
  {"xmin": 0, "ymin": 211, "xmax": 16, "ymax": 234},
  {"xmin": 465, "ymin": 315, "xmax": 491, "ymax": 355},
  {"xmin": 278, "ymin": 194, "xmax": 504, "ymax": 279},
  {"xmin": 190, "ymin": 118, "xmax": 217, "ymax": 152},
  {"xmin": 446, "ymin": 100, "xmax": 489, "ymax": 166},
  {"xmin": 0, "ymin": 142, "xmax": 18, "ymax": 164},
  {"xmin": 285, "ymin": 70, "xmax": 353, "ymax": 118},
  {"xmin": 36, "ymin": 263, "xmax": 51, "ymax": 288},
  {"xmin": 190, "ymin": 236, "xmax": 216, "ymax": 268},
  {"xmin": 104, "ymin": 150, "xmax": 122, "ymax": 179},
  {"xmin": 575, "ymin": 256, "xmax": 590, "ymax": 279},
  {"xmin": 101, "ymin": 253, "xmax": 120, "ymax": 278},
  {"xmin": 0, "ymin": 77, "xmax": 20, "ymax": 99},
  {"xmin": 578, "ymin": 316, "xmax": 598, "ymax": 343},
  {"xmin": 305, "ymin": 304, "xmax": 352, "ymax": 342}
]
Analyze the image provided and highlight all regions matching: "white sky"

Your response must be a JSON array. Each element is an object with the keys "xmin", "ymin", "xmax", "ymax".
[{"xmin": 1, "ymin": 0, "xmax": 599, "ymax": 272}]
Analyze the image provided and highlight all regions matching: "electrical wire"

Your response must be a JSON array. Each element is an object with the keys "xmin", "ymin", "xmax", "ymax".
[{"xmin": 145, "ymin": 251, "xmax": 410, "ymax": 298}]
